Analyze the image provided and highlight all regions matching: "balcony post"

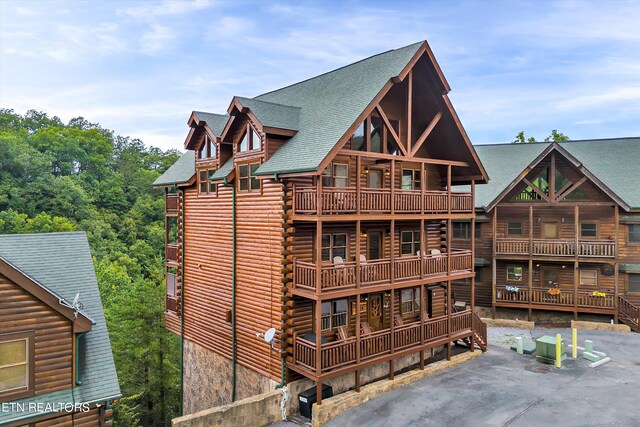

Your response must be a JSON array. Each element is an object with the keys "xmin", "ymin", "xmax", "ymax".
[
  {"xmin": 316, "ymin": 176, "xmax": 323, "ymax": 296},
  {"xmin": 420, "ymin": 219, "xmax": 425, "ymax": 279},
  {"xmin": 389, "ymin": 218, "xmax": 395, "ymax": 380},
  {"xmin": 574, "ymin": 205, "xmax": 579, "ymax": 319},
  {"xmin": 446, "ymin": 165, "xmax": 452, "ymax": 360},
  {"xmin": 470, "ymin": 179, "xmax": 476, "ymax": 351},
  {"xmin": 447, "ymin": 164, "xmax": 452, "ymax": 215},
  {"xmin": 420, "ymin": 162, "xmax": 425, "ymax": 214},
  {"xmin": 390, "ymin": 159, "xmax": 395, "ymax": 215},
  {"xmin": 491, "ymin": 206, "xmax": 497, "ymax": 319},
  {"xmin": 419, "ymin": 283, "xmax": 425, "ymax": 368},
  {"xmin": 614, "ymin": 205, "xmax": 619, "ymax": 323},
  {"xmin": 356, "ymin": 156, "xmax": 361, "ymax": 215},
  {"xmin": 528, "ymin": 205, "xmax": 533, "ymax": 321},
  {"xmin": 314, "ymin": 299, "xmax": 323, "ymax": 403}
]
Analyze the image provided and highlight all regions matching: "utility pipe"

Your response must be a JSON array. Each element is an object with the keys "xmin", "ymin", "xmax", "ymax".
[
  {"xmin": 223, "ymin": 178, "xmax": 238, "ymax": 401},
  {"xmin": 275, "ymin": 174, "xmax": 286, "ymax": 389},
  {"xmin": 179, "ymin": 188, "xmax": 185, "ymax": 415}
]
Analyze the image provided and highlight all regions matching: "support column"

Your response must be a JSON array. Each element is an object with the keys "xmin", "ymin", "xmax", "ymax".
[
  {"xmin": 420, "ymin": 283, "xmax": 425, "ymax": 368},
  {"xmin": 314, "ymin": 297, "xmax": 323, "ymax": 405},
  {"xmin": 528, "ymin": 205, "xmax": 533, "ymax": 321},
  {"xmin": 355, "ymin": 219, "xmax": 361, "ymax": 392},
  {"xmin": 470, "ymin": 180, "xmax": 475, "ymax": 352},
  {"xmin": 574, "ymin": 205, "xmax": 579, "ymax": 320},
  {"xmin": 614, "ymin": 205, "xmax": 619, "ymax": 323},
  {"xmin": 314, "ymin": 174, "xmax": 323, "ymax": 404},
  {"xmin": 446, "ymin": 165, "xmax": 452, "ymax": 360},
  {"xmin": 389, "ymin": 218, "xmax": 395, "ymax": 380},
  {"xmin": 492, "ymin": 206, "xmax": 497, "ymax": 319}
]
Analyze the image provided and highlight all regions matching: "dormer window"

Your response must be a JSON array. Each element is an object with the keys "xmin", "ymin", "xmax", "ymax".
[
  {"xmin": 198, "ymin": 134, "xmax": 216, "ymax": 161},
  {"xmin": 239, "ymin": 124, "xmax": 261, "ymax": 153}
]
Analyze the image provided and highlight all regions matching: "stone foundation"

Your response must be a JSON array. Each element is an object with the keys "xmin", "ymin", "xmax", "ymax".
[{"xmin": 183, "ymin": 339, "xmax": 276, "ymax": 414}]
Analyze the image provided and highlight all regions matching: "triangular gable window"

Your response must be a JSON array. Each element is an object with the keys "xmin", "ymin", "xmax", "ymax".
[{"xmin": 348, "ymin": 114, "xmax": 400, "ymax": 155}]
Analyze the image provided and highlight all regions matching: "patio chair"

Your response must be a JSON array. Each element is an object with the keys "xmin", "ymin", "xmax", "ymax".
[
  {"xmin": 360, "ymin": 321, "xmax": 372, "ymax": 336},
  {"xmin": 336, "ymin": 326, "xmax": 349, "ymax": 341},
  {"xmin": 394, "ymin": 314, "xmax": 404, "ymax": 327},
  {"xmin": 359, "ymin": 254, "xmax": 369, "ymax": 282},
  {"xmin": 333, "ymin": 256, "xmax": 348, "ymax": 286}
]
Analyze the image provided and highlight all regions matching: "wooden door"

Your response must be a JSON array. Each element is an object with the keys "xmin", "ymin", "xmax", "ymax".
[
  {"xmin": 367, "ymin": 232, "xmax": 382, "ymax": 261},
  {"xmin": 368, "ymin": 293, "xmax": 384, "ymax": 331},
  {"xmin": 368, "ymin": 170, "xmax": 383, "ymax": 189},
  {"xmin": 542, "ymin": 222, "xmax": 559, "ymax": 239}
]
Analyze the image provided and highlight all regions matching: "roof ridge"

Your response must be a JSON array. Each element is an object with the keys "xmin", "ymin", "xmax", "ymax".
[
  {"xmin": 475, "ymin": 136, "xmax": 640, "ymax": 147},
  {"xmin": 0, "ymin": 231, "xmax": 86, "ymax": 237},
  {"xmin": 254, "ymin": 41, "xmax": 424, "ymax": 100},
  {"xmin": 193, "ymin": 110, "xmax": 228, "ymax": 118},
  {"xmin": 236, "ymin": 96, "xmax": 301, "ymax": 110}
]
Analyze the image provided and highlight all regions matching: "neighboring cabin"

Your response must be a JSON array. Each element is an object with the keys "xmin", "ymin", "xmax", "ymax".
[
  {"xmin": 0, "ymin": 232, "xmax": 120, "ymax": 426},
  {"xmin": 451, "ymin": 139, "xmax": 640, "ymax": 331},
  {"xmin": 153, "ymin": 40, "xmax": 489, "ymax": 414}
]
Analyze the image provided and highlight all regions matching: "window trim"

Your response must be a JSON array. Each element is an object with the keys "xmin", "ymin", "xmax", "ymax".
[
  {"xmin": 400, "ymin": 288, "xmax": 420, "ymax": 314},
  {"xmin": 453, "ymin": 222, "xmax": 471, "ymax": 240},
  {"xmin": 628, "ymin": 224, "xmax": 640, "ymax": 244},
  {"xmin": 507, "ymin": 221, "xmax": 523, "ymax": 237},
  {"xmin": 628, "ymin": 273, "xmax": 640, "ymax": 294},
  {"xmin": 322, "ymin": 162, "xmax": 349, "ymax": 188},
  {"xmin": 0, "ymin": 331, "xmax": 35, "ymax": 400},
  {"xmin": 401, "ymin": 168, "xmax": 421, "ymax": 191},
  {"xmin": 320, "ymin": 299, "xmax": 348, "ymax": 331},
  {"xmin": 580, "ymin": 222, "xmax": 598, "ymax": 239},
  {"xmin": 237, "ymin": 123, "xmax": 262, "ymax": 153},
  {"xmin": 198, "ymin": 168, "xmax": 218, "ymax": 196},
  {"xmin": 579, "ymin": 269, "xmax": 598, "ymax": 287},
  {"xmin": 506, "ymin": 266, "xmax": 523, "ymax": 282},
  {"xmin": 400, "ymin": 229, "xmax": 420, "ymax": 256},
  {"xmin": 321, "ymin": 233, "xmax": 349, "ymax": 263},
  {"xmin": 237, "ymin": 162, "xmax": 261, "ymax": 193}
]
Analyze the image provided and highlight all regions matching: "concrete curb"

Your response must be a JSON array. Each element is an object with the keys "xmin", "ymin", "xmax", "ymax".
[
  {"xmin": 311, "ymin": 350, "xmax": 483, "ymax": 427},
  {"xmin": 571, "ymin": 320, "xmax": 630, "ymax": 333},
  {"xmin": 481, "ymin": 318, "xmax": 535, "ymax": 329}
]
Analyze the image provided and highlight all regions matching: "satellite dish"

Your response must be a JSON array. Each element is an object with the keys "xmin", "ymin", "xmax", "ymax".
[{"xmin": 263, "ymin": 328, "xmax": 276, "ymax": 343}]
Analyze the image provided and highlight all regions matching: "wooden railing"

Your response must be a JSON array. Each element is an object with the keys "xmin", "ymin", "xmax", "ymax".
[
  {"xmin": 166, "ymin": 244, "xmax": 178, "ymax": 262},
  {"xmin": 618, "ymin": 297, "xmax": 639, "ymax": 330},
  {"xmin": 495, "ymin": 285, "xmax": 616, "ymax": 311},
  {"xmin": 496, "ymin": 238, "xmax": 615, "ymax": 258},
  {"xmin": 293, "ymin": 186, "xmax": 473, "ymax": 215},
  {"xmin": 166, "ymin": 193, "xmax": 180, "ymax": 212},
  {"xmin": 472, "ymin": 312, "xmax": 487, "ymax": 350},
  {"xmin": 293, "ymin": 311, "xmax": 473, "ymax": 374},
  {"xmin": 293, "ymin": 250, "xmax": 473, "ymax": 293}
]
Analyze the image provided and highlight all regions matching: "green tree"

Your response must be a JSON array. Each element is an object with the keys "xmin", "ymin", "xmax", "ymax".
[{"xmin": 513, "ymin": 130, "xmax": 570, "ymax": 143}]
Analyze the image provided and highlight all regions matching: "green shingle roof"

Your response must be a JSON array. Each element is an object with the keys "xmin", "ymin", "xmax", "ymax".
[
  {"xmin": 0, "ymin": 232, "xmax": 121, "ymax": 424},
  {"xmin": 193, "ymin": 111, "xmax": 229, "ymax": 136},
  {"xmin": 471, "ymin": 138, "xmax": 640, "ymax": 210},
  {"xmin": 235, "ymin": 97, "xmax": 300, "ymax": 131},
  {"xmin": 211, "ymin": 156, "xmax": 235, "ymax": 181},
  {"xmin": 253, "ymin": 41, "xmax": 424, "ymax": 175},
  {"xmin": 152, "ymin": 150, "xmax": 195, "ymax": 187}
]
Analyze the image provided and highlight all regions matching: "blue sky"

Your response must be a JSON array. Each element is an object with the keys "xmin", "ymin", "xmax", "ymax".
[{"xmin": 1, "ymin": 0, "xmax": 639, "ymax": 151}]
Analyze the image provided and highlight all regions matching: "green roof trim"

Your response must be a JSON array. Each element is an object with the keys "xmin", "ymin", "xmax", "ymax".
[
  {"xmin": 620, "ymin": 264, "xmax": 640, "ymax": 272},
  {"xmin": 475, "ymin": 258, "xmax": 490, "ymax": 266},
  {"xmin": 211, "ymin": 156, "xmax": 235, "ymax": 181},
  {"xmin": 620, "ymin": 215, "xmax": 640, "ymax": 223},
  {"xmin": 0, "ymin": 232, "xmax": 121, "ymax": 424},
  {"xmin": 152, "ymin": 150, "xmax": 195, "ymax": 187},
  {"xmin": 471, "ymin": 138, "xmax": 640, "ymax": 210},
  {"xmin": 253, "ymin": 42, "xmax": 424, "ymax": 176},
  {"xmin": 235, "ymin": 97, "xmax": 300, "ymax": 131},
  {"xmin": 193, "ymin": 111, "xmax": 229, "ymax": 136}
]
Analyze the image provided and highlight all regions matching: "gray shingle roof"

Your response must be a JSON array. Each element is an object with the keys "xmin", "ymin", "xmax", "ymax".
[
  {"xmin": 253, "ymin": 41, "xmax": 424, "ymax": 175},
  {"xmin": 193, "ymin": 111, "xmax": 229, "ymax": 136},
  {"xmin": 235, "ymin": 97, "xmax": 300, "ymax": 131},
  {"xmin": 0, "ymin": 232, "xmax": 121, "ymax": 424},
  {"xmin": 472, "ymin": 137, "xmax": 640, "ymax": 210},
  {"xmin": 211, "ymin": 156, "xmax": 235, "ymax": 181},
  {"xmin": 152, "ymin": 150, "xmax": 195, "ymax": 187}
]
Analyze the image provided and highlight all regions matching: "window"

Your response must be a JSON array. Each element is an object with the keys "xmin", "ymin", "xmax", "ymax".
[
  {"xmin": 199, "ymin": 140, "xmax": 207, "ymax": 160},
  {"xmin": 386, "ymin": 119, "xmax": 400, "ymax": 155},
  {"xmin": 580, "ymin": 270, "xmax": 598, "ymax": 286},
  {"xmin": 238, "ymin": 124, "xmax": 261, "ymax": 152},
  {"xmin": 199, "ymin": 169, "xmax": 217, "ymax": 195},
  {"xmin": 402, "ymin": 169, "xmax": 421, "ymax": 191},
  {"xmin": 238, "ymin": 163, "xmax": 260, "ymax": 192},
  {"xmin": 580, "ymin": 223, "xmax": 597, "ymax": 238},
  {"xmin": 453, "ymin": 222, "xmax": 471, "ymax": 239},
  {"xmin": 507, "ymin": 266, "xmax": 523, "ymax": 282},
  {"xmin": 401, "ymin": 230, "xmax": 421, "ymax": 256},
  {"xmin": 367, "ymin": 169, "xmax": 383, "ymax": 189},
  {"xmin": 322, "ymin": 163, "xmax": 349, "ymax": 188},
  {"xmin": 198, "ymin": 135, "xmax": 215, "ymax": 160},
  {"xmin": 351, "ymin": 122, "xmax": 366, "ymax": 151},
  {"xmin": 321, "ymin": 299, "xmax": 348, "ymax": 330},
  {"xmin": 321, "ymin": 233, "xmax": 347, "ymax": 262},
  {"xmin": 369, "ymin": 116, "xmax": 383, "ymax": 153},
  {"xmin": 629, "ymin": 224, "xmax": 640, "ymax": 243},
  {"xmin": 0, "ymin": 336, "xmax": 30, "ymax": 395},
  {"xmin": 475, "ymin": 223, "xmax": 482, "ymax": 239},
  {"xmin": 629, "ymin": 274, "xmax": 640, "ymax": 293},
  {"xmin": 507, "ymin": 222, "xmax": 522, "ymax": 237},
  {"xmin": 543, "ymin": 222, "xmax": 559, "ymax": 239},
  {"xmin": 401, "ymin": 288, "xmax": 420, "ymax": 314}
]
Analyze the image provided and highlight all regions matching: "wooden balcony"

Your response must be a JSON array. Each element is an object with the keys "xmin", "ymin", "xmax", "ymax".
[
  {"xmin": 292, "ymin": 310, "xmax": 474, "ymax": 378},
  {"xmin": 292, "ymin": 249, "xmax": 473, "ymax": 294},
  {"xmin": 166, "ymin": 243, "xmax": 179, "ymax": 263},
  {"xmin": 495, "ymin": 238, "xmax": 615, "ymax": 258},
  {"xmin": 293, "ymin": 186, "xmax": 472, "ymax": 215},
  {"xmin": 166, "ymin": 193, "xmax": 180, "ymax": 212},
  {"xmin": 495, "ymin": 285, "xmax": 616, "ymax": 314},
  {"xmin": 618, "ymin": 297, "xmax": 640, "ymax": 331}
]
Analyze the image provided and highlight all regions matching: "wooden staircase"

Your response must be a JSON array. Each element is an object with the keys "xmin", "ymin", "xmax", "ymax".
[
  {"xmin": 618, "ymin": 296, "xmax": 640, "ymax": 332},
  {"xmin": 471, "ymin": 312, "xmax": 487, "ymax": 351}
]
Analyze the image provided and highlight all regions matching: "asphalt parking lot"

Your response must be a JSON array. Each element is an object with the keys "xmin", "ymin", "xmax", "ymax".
[{"xmin": 314, "ymin": 327, "xmax": 640, "ymax": 427}]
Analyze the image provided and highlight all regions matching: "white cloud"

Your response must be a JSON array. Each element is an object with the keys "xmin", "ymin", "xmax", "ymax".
[
  {"xmin": 140, "ymin": 24, "xmax": 174, "ymax": 55},
  {"xmin": 119, "ymin": 0, "xmax": 216, "ymax": 19}
]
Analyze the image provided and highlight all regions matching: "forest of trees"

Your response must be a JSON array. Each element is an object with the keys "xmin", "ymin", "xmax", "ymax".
[{"xmin": 0, "ymin": 108, "xmax": 181, "ymax": 426}]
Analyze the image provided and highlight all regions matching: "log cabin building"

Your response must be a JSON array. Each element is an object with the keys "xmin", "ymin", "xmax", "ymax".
[
  {"xmin": 153, "ymin": 41, "xmax": 489, "ymax": 413},
  {"xmin": 0, "ymin": 232, "xmax": 120, "ymax": 426},
  {"xmin": 451, "ymin": 138, "xmax": 640, "ymax": 331}
]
